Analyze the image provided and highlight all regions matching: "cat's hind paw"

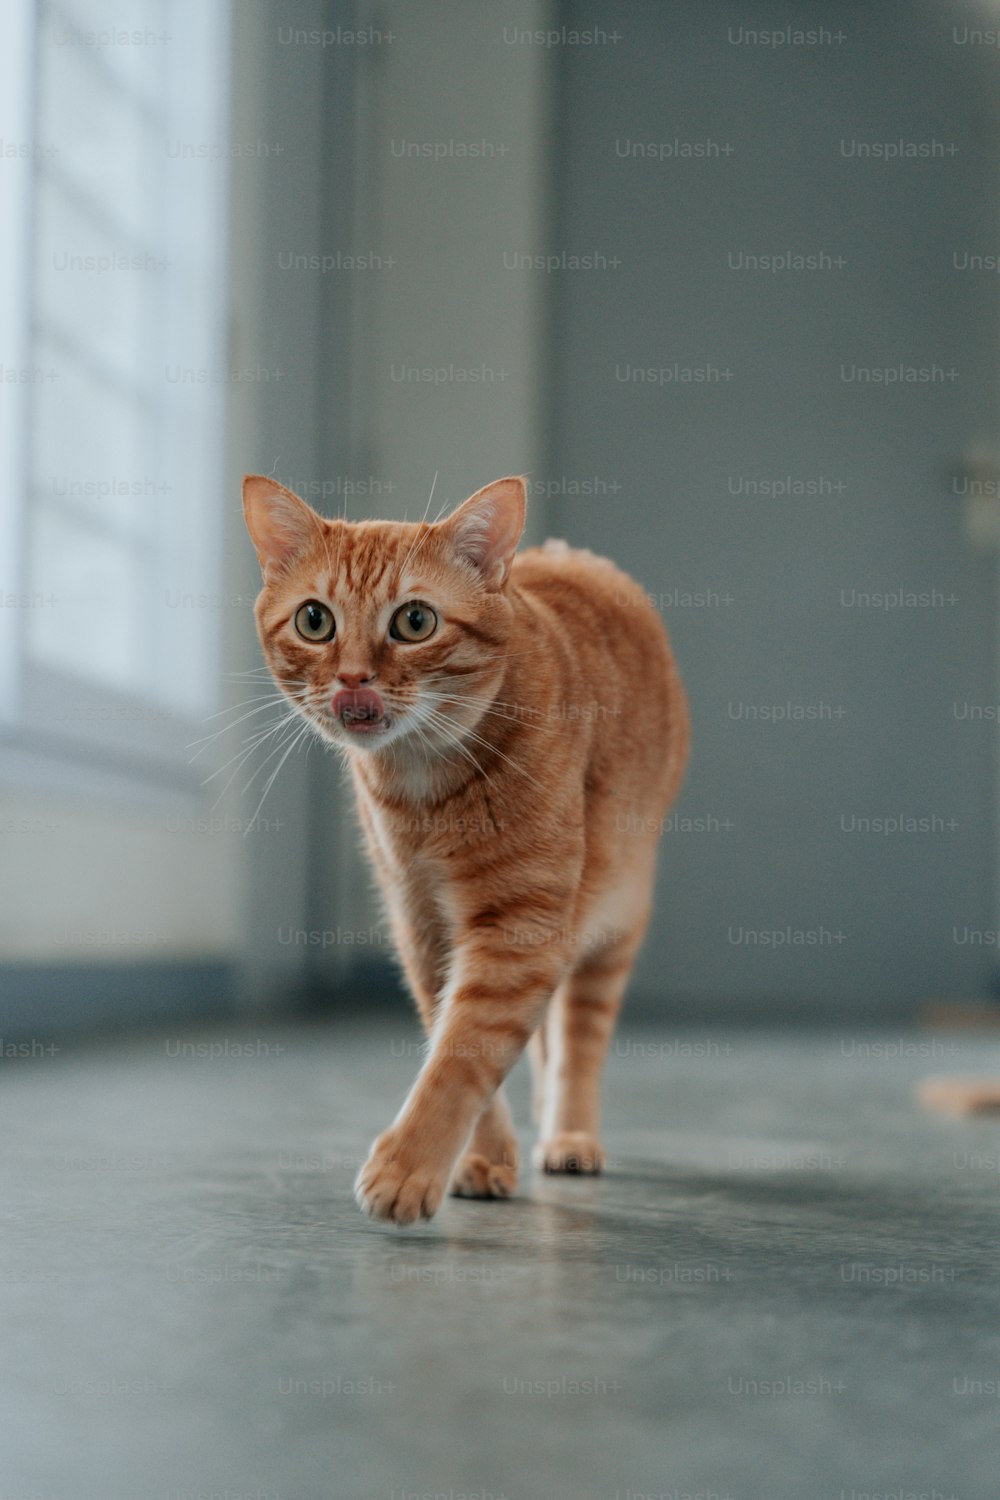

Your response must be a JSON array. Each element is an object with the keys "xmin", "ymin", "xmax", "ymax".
[
  {"xmin": 449, "ymin": 1152, "xmax": 518, "ymax": 1200},
  {"xmin": 533, "ymin": 1132, "xmax": 606, "ymax": 1175}
]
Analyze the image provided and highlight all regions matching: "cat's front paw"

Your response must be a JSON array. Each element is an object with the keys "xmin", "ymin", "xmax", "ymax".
[
  {"xmin": 533, "ymin": 1131, "xmax": 606, "ymax": 1175},
  {"xmin": 449, "ymin": 1151, "xmax": 518, "ymax": 1200},
  {"xmin": 354, "ymin": 1130, "xmax": 447, "ymax": 1225}
]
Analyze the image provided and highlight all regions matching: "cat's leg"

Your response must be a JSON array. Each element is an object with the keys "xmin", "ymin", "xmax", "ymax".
[
  {"xmin": 354, "ymin": 923, "xmax": 570, "ymax": 1224},
  {"xmin": 449, "ymin": 1087, "xmax": 518, "ymax": 1199},
  {"xmin": 450, "ymin": 995, "xmax": 556, "ymax": 1198},
  {"xmin": 391, "ymin": 898, "xmax": 525, "ymax": 1201},
  {"xmin": 534, "ymin": 849, "xmax": 658, "ymax": 1173},
  {"xmin": 370, "ymin": 834, "xmax": 448, "ymax": 1027},
  {"xmin": 360, "ymin": 804, "xmax": 446, "ymax": 1031},
  {"xmin": 534, "ymin": 949, "xmax": 633, "ymax": 1173},
  {"xmin": 387, "ymin": 908, "xmax": 445, "ymax": 1030},
  {"xmin": 532, "ymin": 943, "xmax": 634, "ymax": 1172}
]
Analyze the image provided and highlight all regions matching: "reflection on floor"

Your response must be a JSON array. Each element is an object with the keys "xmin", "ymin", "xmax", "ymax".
[{"xmin": 3, "ymin": 1016, "xmax": 1000, "ymax": 1500}]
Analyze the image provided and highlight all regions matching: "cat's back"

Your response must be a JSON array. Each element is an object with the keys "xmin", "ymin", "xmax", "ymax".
[
  {"xmin": 510, "ymin": 536, "xmax": 688, "ymax": 815},
  {"xmin": 511, "ymin": 536, "xmax": 667, "ymax": 655}
]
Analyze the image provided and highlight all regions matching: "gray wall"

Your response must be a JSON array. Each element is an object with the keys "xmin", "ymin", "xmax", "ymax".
[{"xmin": 545, "ymin": 0, "xmax": 1000, "ymax": 1016}]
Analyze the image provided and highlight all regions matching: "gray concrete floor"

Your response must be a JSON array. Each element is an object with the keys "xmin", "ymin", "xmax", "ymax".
[{"xmin": 3, "ymin": 1017, "xmax": 1000, "ymax": 1499}]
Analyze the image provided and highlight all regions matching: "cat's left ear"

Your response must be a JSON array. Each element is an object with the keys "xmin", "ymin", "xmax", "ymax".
[
  {"xmin": 440, "ymin": 476, "xmax": 526, "ymax": 590},
  {"xmin": 242, "ymin": 474, "xmax": 319, "ymax": 578}
]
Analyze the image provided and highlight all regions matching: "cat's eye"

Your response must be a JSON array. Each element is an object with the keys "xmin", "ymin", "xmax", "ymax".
[
  {"xmin": 294, "ymin": 600, "xmax": 336, "ymax": 642},
  {"xmin": 389, "ymin": 602, "xmax": 438, "ymax": 643}
]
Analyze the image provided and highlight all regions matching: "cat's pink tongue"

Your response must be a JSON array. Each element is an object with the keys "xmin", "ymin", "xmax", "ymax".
[{"xmin": 332, "ymin": 687, "xmax": 386, "ymax": 732}]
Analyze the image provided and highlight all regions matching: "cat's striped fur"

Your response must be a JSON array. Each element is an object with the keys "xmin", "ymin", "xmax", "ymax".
[{"xmin": 243, "ymin": 474, "xmax": 688, "ymax": 1224}]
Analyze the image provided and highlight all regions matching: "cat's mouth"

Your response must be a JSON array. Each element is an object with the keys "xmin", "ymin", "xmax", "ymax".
[{"xmin": 330, "ymin": 687, "xmax": 390, "ymax": 736}]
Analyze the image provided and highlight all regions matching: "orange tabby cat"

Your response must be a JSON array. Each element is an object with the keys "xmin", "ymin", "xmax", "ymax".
[{"xmin": 243, "ymin": 474, "xmax": 689, "ymax": 1224}]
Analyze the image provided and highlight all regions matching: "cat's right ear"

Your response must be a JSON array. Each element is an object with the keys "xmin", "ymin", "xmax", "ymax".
[
  {"xmin": 439, "ymin": 476, "xmax": 526, "ymax": 590},
  {"xmin": 242, "ymin": 475, "xmax": 318, "ymax": 578}
]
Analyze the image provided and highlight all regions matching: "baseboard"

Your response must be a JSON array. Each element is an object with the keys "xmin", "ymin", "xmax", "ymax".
[
  {"xmin": 3, "ymin": 955, "xmax": 991, "ymax": 1047},
  {"xmin": 296, "ymin": 962, "xmax": 977, "ymax": 1028},
  {"xmin": 299, "ymin": 958, "xmax": 409, "ymax": 1015},
  {"xmin": 0, "ymin": 960, "xmax": 238, "ymax": 1043}
]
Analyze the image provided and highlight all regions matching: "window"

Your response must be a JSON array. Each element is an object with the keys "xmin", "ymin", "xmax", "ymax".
[{"xmin": 0, "ymin": 0, "xmax": 230, "ymax": 785}]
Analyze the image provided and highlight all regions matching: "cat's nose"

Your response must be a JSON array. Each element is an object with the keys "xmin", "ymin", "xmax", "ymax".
[{"xmin": 336, "ymin": 670, "xmax": 375, "ymax": 690}]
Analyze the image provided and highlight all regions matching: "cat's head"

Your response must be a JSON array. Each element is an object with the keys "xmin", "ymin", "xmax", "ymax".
[{"xmin": 242, "ymin": 475, "xmax": 525, "ymax": 756}]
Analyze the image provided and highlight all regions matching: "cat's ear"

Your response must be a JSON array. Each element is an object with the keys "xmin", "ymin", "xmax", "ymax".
[
  {"xmin": 440, "ymin": 476, "xmax": 526, "ymax": 589},
  {"xmin": 242, "ymin": 475, "xmax": 319, "ymax": 577}
]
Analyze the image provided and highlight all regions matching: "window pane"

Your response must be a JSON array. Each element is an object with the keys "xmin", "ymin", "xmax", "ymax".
[
  {"xmin": 30, "ymin": 335, "xmax": 156, "ymax": 539},
  {"xmin": 27, "ymin": 504, "xmax": 146, "ymax": 694},
  {"xmin": 41, "ymin": 0, "xmax": 170, "ymax": 119},
  {"xmin": 33, "ymin": 176, "xmax": 157, "ymax": 386},
  {"xmin": 23, "ymin": 0, "xmax": 230, "ymax": 723}
]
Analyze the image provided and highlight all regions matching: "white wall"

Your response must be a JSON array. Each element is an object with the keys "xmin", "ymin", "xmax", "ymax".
[
  {"xmin": 0, "ymin": 786, "xmax": 238, "ymax": 962},
  {"xmin": 0, "ymin": 1, "xmax": 336, "ymax": 1017}
]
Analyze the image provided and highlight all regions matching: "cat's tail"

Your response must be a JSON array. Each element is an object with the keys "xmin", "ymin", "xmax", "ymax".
[{"xmin": 541, "ymin": 536, "xmax": 604, "ymax": 565}]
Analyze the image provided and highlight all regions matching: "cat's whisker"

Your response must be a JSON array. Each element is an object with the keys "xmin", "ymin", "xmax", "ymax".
[
  {"xmin": 398, "ymin": 470, "xmax": 442, "ymax": 578},
  {"xmin": 413, "ymin": 469, "xmax": 439, "ymax": 530},
  {"xmin": 200, "ymin": 706, "xmax": 305, "ymax": 796},
  {"xmin": 419, "ymin": 688, "xmax": 544, "ymax": 729},
  {"xmin": 219, "ymin": 670, "xmax": 305, "ymax": 690},
  {"xmin": 223, "ymin": 666, "xmax": 290, "ymax": 679},
  {"xmin": 296, "ymin": 491, "xmax": 342, "ymax": 584},
  {"xmin": 209, "ymin": 712, "xmax": 306, "ymax": 812},
  {"xmin": 422, "ymin": 705, "xmax": 538, "ymax": 738},
  {"xmin": 423, "ymin": 691, "xmax": 534, "ymax": 712},
  {"xmin": 367, "ymin": 689, "xmax": 537, "ymax": 773},
  {"xmin": 198, "ymin": 687, "xmax": 306, "ymax": 724},
  {"xmin": 418, "ymin": 688, "xmax": 550, "ymax": 737},
  {"xmin": 404, "ymin": 710, "xmax": 439, "ymax": 764},
  {"xmin": 187, "ymin": 692, "xmax": 307, "ymax": 757},
  {"xmin": 413, "ymin": 702, "xmax": 491, "ymax": 780},
  {"xmin": 204, "ymin": 728, "xmax": 297, "ymax": 809},
  {"xmin": 418, "ymin": 704, "xmax": 546, "ymax": 793},
  {"xmin": 187, "ymin": 707, "xmax": 309, "ymax": 769},
  {"xmin": 406, "ymin": 702, "xmax": 491, "ymax": 785},
  {"xmin": 411, "ymin": 704, "xmax": 501, "ymax": 781},
  {"xmin": 243, "ymin": 716, "xmax": 315, "ymax": 833}
]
